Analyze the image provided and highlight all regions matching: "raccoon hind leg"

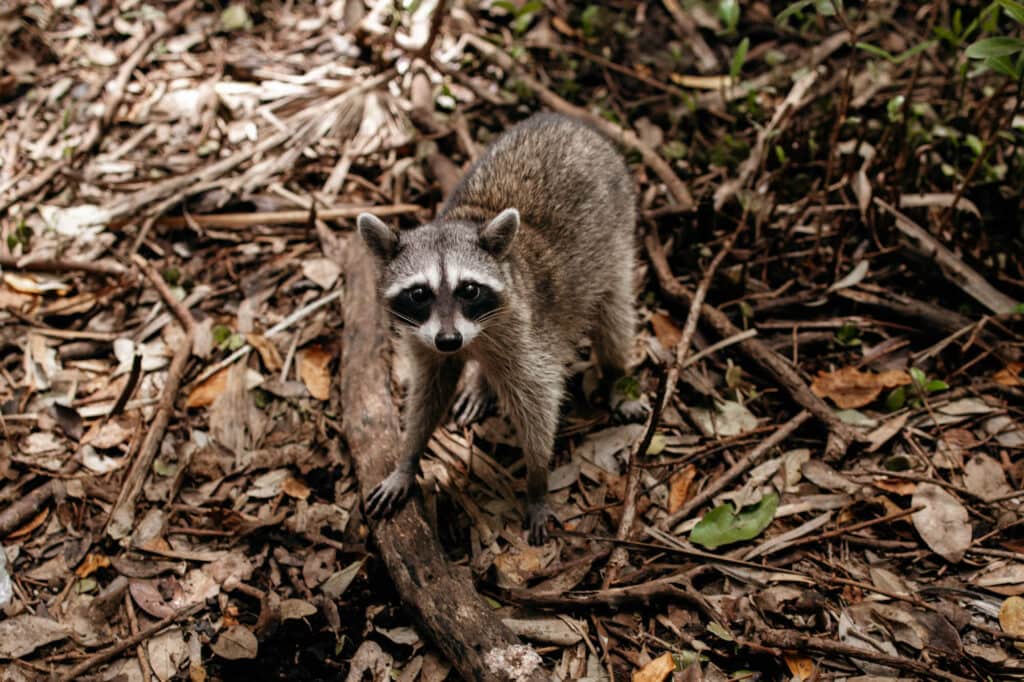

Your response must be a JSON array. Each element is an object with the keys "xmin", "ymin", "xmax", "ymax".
[
  {"xmin": 591, "ymin": 278, "xmax": 650, "ymax": 423},
  {"xmin": 451, "ymin": 359, "xmax": 495, "ymax": 427}
]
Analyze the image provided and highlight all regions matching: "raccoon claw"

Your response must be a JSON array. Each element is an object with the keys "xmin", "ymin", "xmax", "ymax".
[
  {"xmin": 451, "ymin": 382, "xmax": 494, "ymax": 427},
  {"xmin": 525, "ymin": 502, "xmax": 561, "ymax": 546},
  {"xmin": 613, "ymin": 396, "xmax": 651, "ymax": 424},
  {"xmin": 366, "ymin": 469, "xmax": 416, "ymax": 519}
]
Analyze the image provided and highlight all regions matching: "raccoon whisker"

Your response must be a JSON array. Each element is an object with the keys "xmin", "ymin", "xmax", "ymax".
[
  {"xmin": 388, "ymin": 310, "xmax": 419, "ymax": 326},
  {"xmin": 474, "ymin": 307, "xmax": 510, "ymax": 325}
]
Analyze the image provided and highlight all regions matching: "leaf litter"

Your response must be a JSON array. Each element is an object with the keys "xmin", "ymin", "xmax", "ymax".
[{"xmin": 0, "ymin": 1, "xmax": 1022, "ymax": 681}]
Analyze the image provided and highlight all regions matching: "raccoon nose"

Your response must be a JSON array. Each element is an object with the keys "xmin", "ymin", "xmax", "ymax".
[{"xmin": 435, "ymin": 331, "xmax": 462, "ymax": 353}]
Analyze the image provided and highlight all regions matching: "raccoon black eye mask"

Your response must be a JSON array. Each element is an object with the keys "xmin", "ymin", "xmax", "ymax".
[{"xmin": 358, "ymin": 112, "xmax": 649, "ymax": 545}]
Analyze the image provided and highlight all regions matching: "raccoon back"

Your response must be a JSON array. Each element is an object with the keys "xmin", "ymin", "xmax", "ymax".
[{"xmin": 441, "ymin": 113, "xmax": 637, "ymax": 347}]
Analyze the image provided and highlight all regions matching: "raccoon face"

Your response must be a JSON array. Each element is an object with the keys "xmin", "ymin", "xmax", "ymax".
[{"xmin": 357, "ymin": 210, "xmax": 518, "ymax": 354}]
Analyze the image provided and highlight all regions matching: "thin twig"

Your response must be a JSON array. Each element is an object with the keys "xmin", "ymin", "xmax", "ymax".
[
  {"xmin": 659, "ymin": 410, "xmax": 811, "ymax": 530},
  {"xmin": 57, "ymin": 602, "xmax": 203, "ymax": 681},
  {"xmin": 602, "ymin": 373, "xmax": 669, "ymax": 588}
]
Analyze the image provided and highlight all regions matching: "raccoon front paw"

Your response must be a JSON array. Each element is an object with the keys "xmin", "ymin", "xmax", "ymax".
[
  {"xmin": 613, "ymin": 396, "xmax": 651, "ymax": 423},
  {"xmin": 366, "ymin": 469, "xmax": 416, "ymax": 519},
  {"xmin": 525, "ymin": 501, "xmax": 561, "ymax": 546},
  {"xmin": 451, "ymin": 380, "xmax": 495, "ymax": 427}
]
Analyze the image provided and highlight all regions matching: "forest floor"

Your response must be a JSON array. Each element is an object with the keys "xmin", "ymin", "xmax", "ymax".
[{"xmin": 1, "ymin": 1, "xmax": 1024, "ymax": 680}]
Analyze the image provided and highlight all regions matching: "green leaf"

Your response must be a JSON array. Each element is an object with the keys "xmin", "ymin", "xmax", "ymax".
[
  {"xmin": 1014, "ymin": 302, "xmax": 1024, "ymax": 313},
  {"xmin": 220, "ymin": 4, "xmax": 252, "ymax": 32},
  {"xmin": 835, "ymin": 322, "xmax": 861, "ymax": 346},
  {"xmin": 646, "ymin": 433, "xmax": 666, "ymax": 456},
  {"xmin": 886, "ymin": 386, "xmax": 906, "ymax": 411},
  {"xmin": 965, "ymin": 133, "xmax": 984, "ymax": 156},
  {"xmin": 965, "ymin": 37, "xmax": 1024, "ymax": 59},
  {"xmin": 775, "ymin": 0, "xmax": 814, "ymax": 26},
  {"xmin": 212, "ymin": 325, "xmax": 232, "ymax": 346},
  {"xmin": 615, "ymin": 375, "xmax": 641, "ymax": 400},
  {"xmin": 925, "ymin": 379, "xmax": 949, "ymax": 393},
  {"xmin": 512, "ymin": 12, "xmax": 533, "ymax": 34},
  {"xmin": 859, "ymin": 40, "xmax": 936, "ymax": 64},
  {"xmin": 887, "ymin": 95, "xmax": 905, "ymax": 122},
  {"xmin": 934, "ymin": 26, "xmax": 960, "ymax": 46},
  {"xmin": 999, "ymin": 0, "xmax": 1024, "ymax": 23},
  {"xmin": 518, "ymin": 0, "xmax": 543, "ymax": 15},
  {"xmin": 730, "ymin": 37, "xmax": 750, "ymax": 80},
  {"xmin": 814, "ymin": 0, "xmax": 838, "ymax": 15},
  {"xmin": 856, "ymin": 42, "xmax": 895, "ymax": 61},
  {"xmin": 718, "ymin": 0, "xmax": 740, "ymax": 32},
  {"xmin": 909, "ymin": 367, "xmax": 927, "ymax": 386},
  {"xmin": 706, "ymin": 621, "xmax": 733, "ymax": 641},
  {"xmin": 690, "ymin": 493, "xmax": 779, "ymax": 549},
  {"xmin": 226, "ymin": 333, "xmax": 246, "ymax": 351},
  {"xmin": 985, "ymin": 54, "xmax": 1022, "ymax": 79},
  {"xmin": 662, "ymin": 140, "xmax": 688, "ymax": 160},
  {"xmin": 580, "ymin": 5, "xmax": 602, "ymax": 37},
  {"xmin": 492, "ymin": 0, "xmax": 517, "ymax": 13}
]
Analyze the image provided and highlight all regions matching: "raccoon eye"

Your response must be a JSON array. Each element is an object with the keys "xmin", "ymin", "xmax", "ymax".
[
  {"xmin": 408, "ymin": 286, "xmax": 431, "ymax": 304},
  {"xmin": 457, "ymin": 283, "xmax": 480, "ymax": 301}
]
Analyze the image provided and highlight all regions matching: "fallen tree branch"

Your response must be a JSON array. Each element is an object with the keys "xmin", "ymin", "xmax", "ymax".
[
  {"xmin": 758, "ymin": 630, "xmax": 973, "ymax": 682},
  {"xmin": 339, "ymin": 238, "xmax": 546, "ymax": 682},
  {"xmin": 0, "ymin": 479, "xmax": 57, "ymax": 537},
  {"xmin": 0, "ymin": 256, "xmax": 126, "ymax": 278},
  {"xmin": 105, "ymin": 260, "xmax": 196, "ymax": 540},
  {"xmin": 876, "ymin": 198, "xmax": 1018, "ymax": 314},
  {"xmin": 57, "ymin": 602, "xmax": 203, "ymax": 682}
]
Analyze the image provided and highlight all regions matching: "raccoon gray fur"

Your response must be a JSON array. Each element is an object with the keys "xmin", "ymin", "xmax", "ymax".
[{"xmin": 357, "ymin": 112, "xmax": 647, "ymax": 545}]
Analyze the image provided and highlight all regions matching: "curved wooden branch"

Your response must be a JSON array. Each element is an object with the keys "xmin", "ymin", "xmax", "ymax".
[{"xmin": 339, "ymin": 239, "xmax": 547, "ymax": 682}]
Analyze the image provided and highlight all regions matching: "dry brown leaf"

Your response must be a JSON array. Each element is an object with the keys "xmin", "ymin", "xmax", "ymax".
[
  {"xmin": 551, "ymin": 15, "xmax": 577, "ymax": 37},
  {"xmin": 784, "ymin": 654, "xmax": 815, "ymax": 680},
  {"xmin": 298, "ymin": 344, "xmax": 334, "ymax": 400},
  {"xmin": 912, "ymin": 483, "xmax": 971, "ymax": 563},
  {"xmin": 75, "ymin": 552, "xmax": 111, "ymax": 578},
  {"xmin": 186, "ymin": 366, "xmax": 230, "ymax": 408},
  {"xmin": 211, "ymin": 624, "xmax": 258, "ymax": 660},
  {"xmin": 282, "ymin": 477, "xmax": 311, "ymax": 500},
  {"xmin": 6, "ymin": 507, "xmax": 49, "ymax": 540},
  {"xmin": 248, "ymin": 333, "xmax": 283, "ymax": 372},
  {"xmin": 811, "ymin": 367, "xmax": 911, "ymax": 409},
  {"xmin": 632, "ymin": 652, "xmax": 676, "ymax": 682},
  {"xmin": 668, "ymin": 465, "xmax": 696, "ymax": 514},
  {"xmin": 994, "ymin": 362, "xmax": 1024, "ymax": 387},
  {"xmin": 873, "ymin": 479, "xmax": 917, "ymax": 496},
  {"xmin": 999, "ymin": 596, "xmax": 1024, "ymax": 635},
  {"xmin": 650, "ymin": 313, "xmax": 681, "ymax": 349}
]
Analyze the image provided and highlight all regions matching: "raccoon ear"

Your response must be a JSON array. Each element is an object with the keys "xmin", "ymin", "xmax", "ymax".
[
  {"xmin": 357, "ymin": 213, "xmax": 399, "ymax": 261},
  {"xmin": 479, "ymin": 208, "xmax": 519, "ymax": 258}
]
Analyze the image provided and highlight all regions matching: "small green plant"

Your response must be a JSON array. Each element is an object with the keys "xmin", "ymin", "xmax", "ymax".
[
  {"xmin": 775, "ymin": 0, "xmax": 839, "ymax": 28},
  {"xmin": 835, "ymin": 323, "xmax": 862, "ymax": 347},
  {"xmin": 718, "ymin": 0, "xmax": 740, "ymax": 34},
  {"xmin": 964, "ymin": 1, "xmax": 1024, "ymax": 79},
  {"xmin": 493, "ymin": 0, "xmax": 543, "ymax": 35},
  {"xmin": 886, "ymin": 367, "xmax": 949, "ymax": 410},
  {"xmin": 730, "ymin": 37, "xmax": 750, "ymax": 79},
  {"xmin": 579, "ymin": 4, "xmax": 604, "ymax": 39},
  {"xmin": 6, "ymin": 219, "xmax": 32, "ymax": 251},
  {"xmin": 212, "ymin": 324, "xmax": 245, "ymax": 351}
]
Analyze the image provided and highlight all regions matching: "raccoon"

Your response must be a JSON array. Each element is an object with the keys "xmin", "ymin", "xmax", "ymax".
[{"xmin": 357, "ymin": 112, "xmax": 647, "ymax": 545}]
